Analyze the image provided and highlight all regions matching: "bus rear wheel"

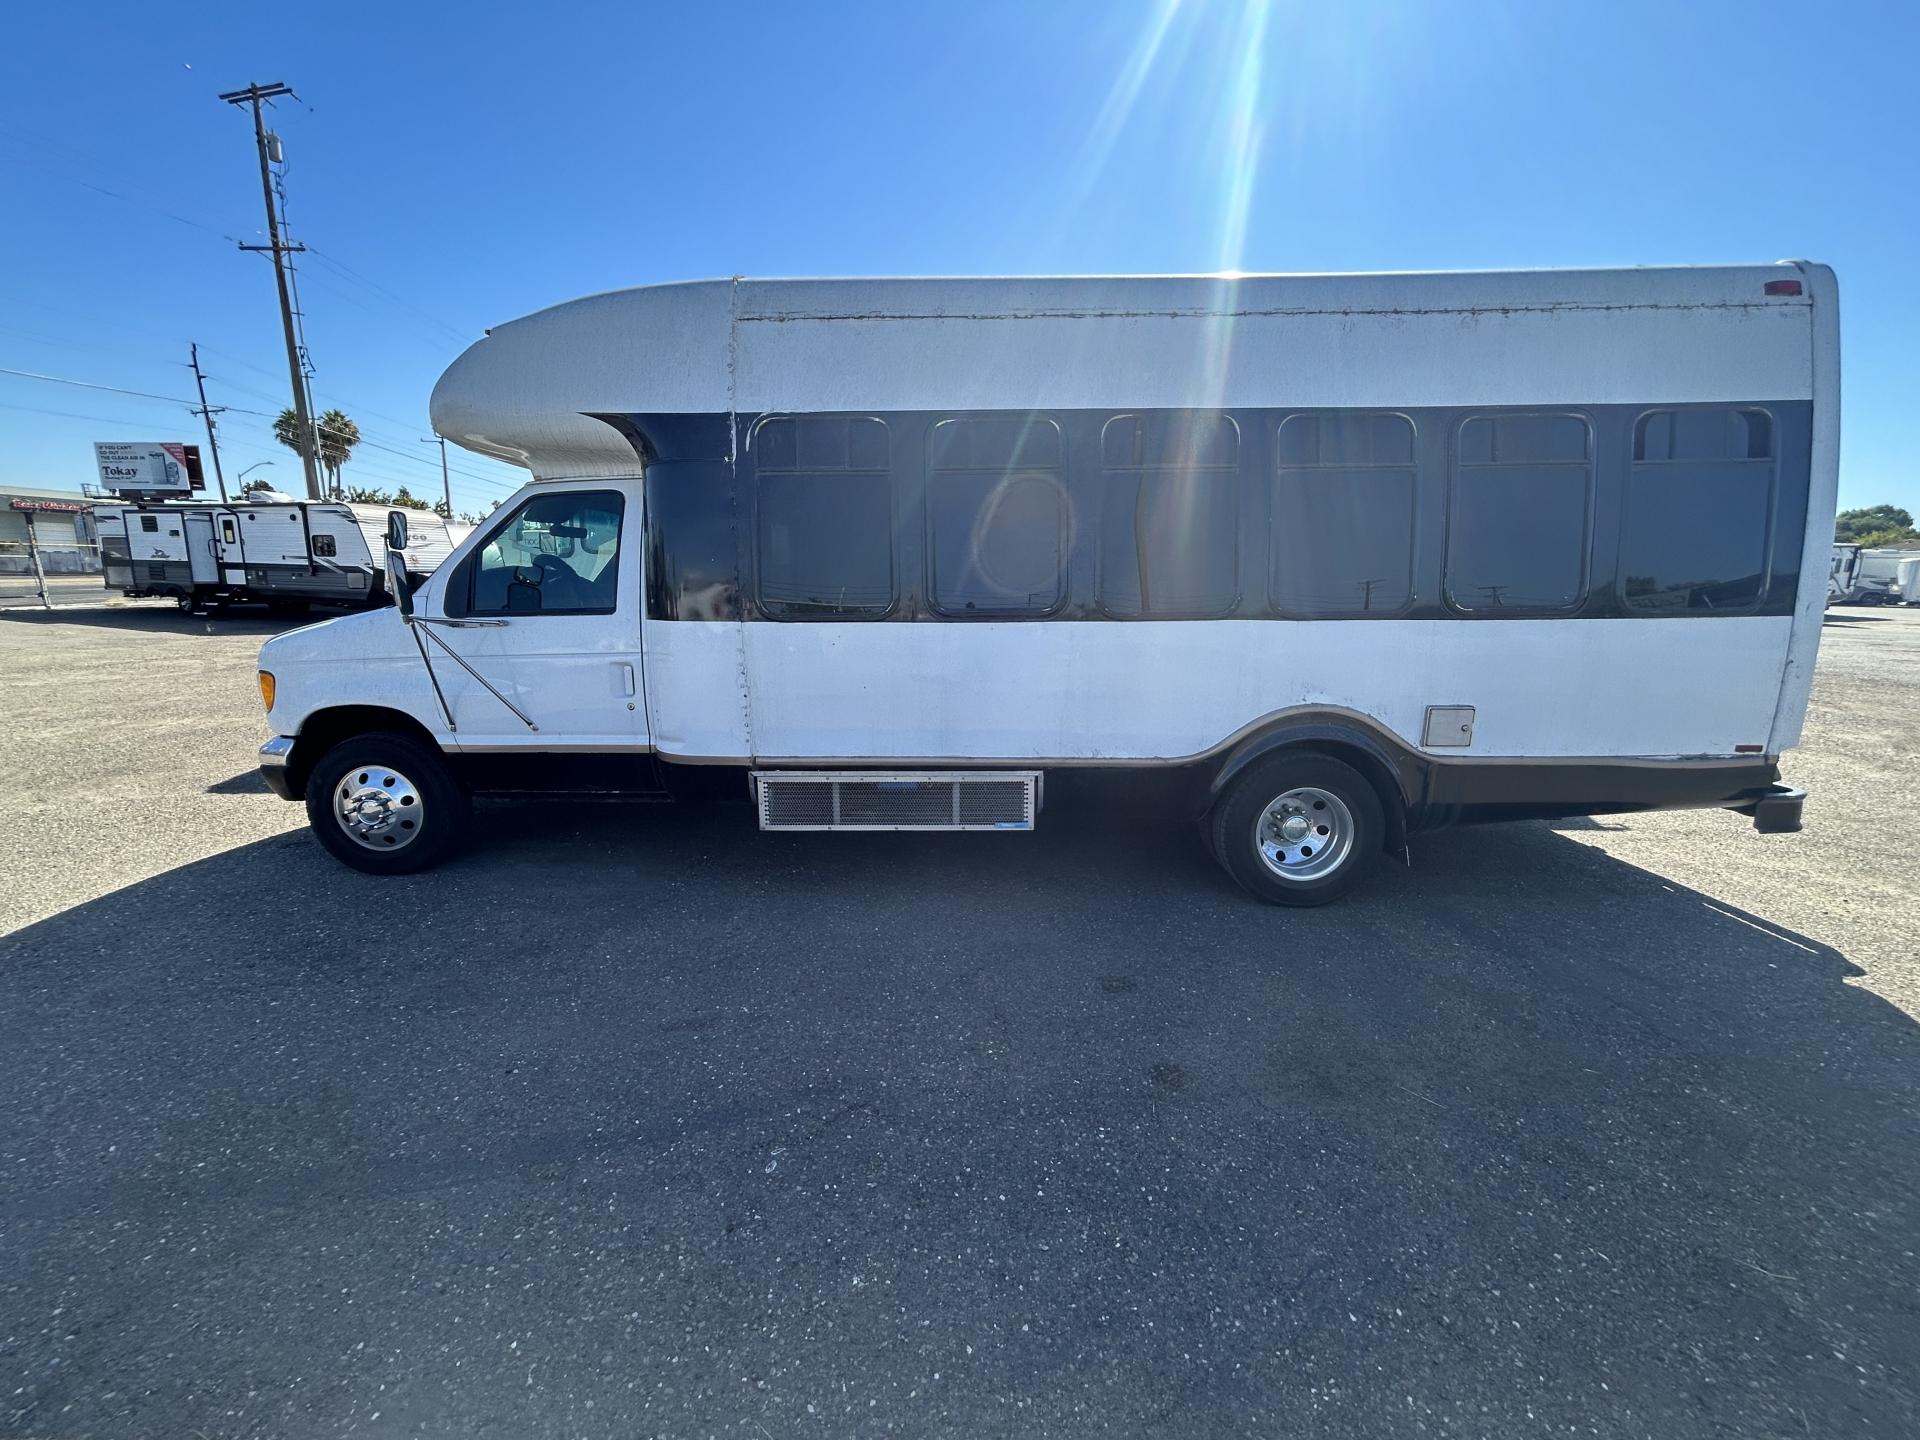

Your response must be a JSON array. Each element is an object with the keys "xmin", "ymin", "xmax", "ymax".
[
  {"xmin": 1209, "ymin": 752, "xmax": 1383, "ymax": 906},
  {"xmin": 305, "ymin": 731, "xmax": 470, "ymax": 875}
]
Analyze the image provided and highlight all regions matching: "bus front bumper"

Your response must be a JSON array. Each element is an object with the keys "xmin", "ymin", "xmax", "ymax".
[{"xmin": 259, "ymin": 735, "xmax": 298, "ymax": 801}]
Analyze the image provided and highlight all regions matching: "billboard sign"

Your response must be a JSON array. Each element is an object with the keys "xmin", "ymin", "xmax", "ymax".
[{"xmin": 93, "ymin": 442, "xmax": 205, "ymax": 496}]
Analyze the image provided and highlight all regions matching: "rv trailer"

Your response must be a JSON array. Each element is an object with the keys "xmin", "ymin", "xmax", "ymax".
[
  {"xmin": 98, "ymin": 497, "xmax": 458, "ymax": 613},
  {"xmin": 255, "ymin": 264, "xmax": 1835, "ymax": 903},
  {"xmin": 1831, "ymin": 546, "xmax": 1920, "ymax": 605}
]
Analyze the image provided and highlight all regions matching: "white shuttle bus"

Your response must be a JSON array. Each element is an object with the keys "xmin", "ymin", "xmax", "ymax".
[{"xmin": 256, "ymin": 265, "xmax": 1834, "ymax": 904}]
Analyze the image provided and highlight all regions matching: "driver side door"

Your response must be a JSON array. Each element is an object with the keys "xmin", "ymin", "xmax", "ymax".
[{"xmin": 430, "ymin": 485, "xmax": 645, "ymax": 750}]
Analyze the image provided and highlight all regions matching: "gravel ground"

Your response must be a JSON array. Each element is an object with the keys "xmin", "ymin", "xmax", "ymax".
[{"xmin": 2, "ymin": 604, "xmax": 1916, "ymax": 1439}]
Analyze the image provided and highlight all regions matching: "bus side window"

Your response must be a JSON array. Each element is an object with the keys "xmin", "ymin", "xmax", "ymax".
[
  {"xmin": 1271, "ymin": 413, "xmax": 1417, "ymax": 617},
  {"xmin": 1445, "ymin": 413, "xmax": 1593, "ymax": 613},
  {"xmin": 929, "ymin": 416, "xmax": 1069, "ymax": 619},
  {"xmin": 1096, "ymin": 413, "xmax": 1238, "ymax": 619},
  {"xmin": 1620, "ymin": 408, "xmax": 1774, "ymax": 614},
  {"xmin": 753, "ymin": 416, "xmax": 894, "ymax": 619}
]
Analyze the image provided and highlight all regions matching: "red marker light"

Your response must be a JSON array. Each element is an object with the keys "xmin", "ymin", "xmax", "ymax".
[
  {"xmin": 1764, "ymin": 279, "xmax": 1802, "ymax": 296},
  {"xmin": 1735, "ymin": 744, "xmax": 1765, "ymax": 753}
]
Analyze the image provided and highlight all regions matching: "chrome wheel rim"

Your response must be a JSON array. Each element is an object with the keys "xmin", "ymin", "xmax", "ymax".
[
  {"xmin": 1254, "ymin": 786, "xmax": 1354, "ymax": 882},
  {"xmin": 333, "ymin": 764, "xmax": 424, "ymax": 851}
]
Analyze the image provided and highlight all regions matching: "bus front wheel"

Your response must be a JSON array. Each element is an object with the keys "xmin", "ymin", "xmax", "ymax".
[
  {"xmin": 305, "ymin": 731, "xmax": 470, "ymax": 875},
  {"xmin": 1208, "ymin": 752, "xmax": 1383, "ymax": 907}
]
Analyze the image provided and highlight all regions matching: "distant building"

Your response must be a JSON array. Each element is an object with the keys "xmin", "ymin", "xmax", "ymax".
[{"xmin": 1, "ymin": 483, "xmax": 99, "ymax": 574}]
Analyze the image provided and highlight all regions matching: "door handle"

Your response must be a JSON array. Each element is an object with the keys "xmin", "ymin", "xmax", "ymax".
[{"xmin": 617, "ymin": 662, "xmax": 636, "ymax": 696}]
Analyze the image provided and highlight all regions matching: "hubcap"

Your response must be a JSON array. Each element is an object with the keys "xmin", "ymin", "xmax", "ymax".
[
  {"xmin": 333, "ymin": 765, "xmax": 424, "ymax": 851},
  {"xmin": 1254, "ymin": 786, "xmax": 1354, "ymax": 882}
]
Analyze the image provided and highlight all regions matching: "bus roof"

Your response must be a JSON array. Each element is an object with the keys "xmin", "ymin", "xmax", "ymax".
[{"xmin": 431, "ymin": 264, "xmax": 1830, "ymax": 478}]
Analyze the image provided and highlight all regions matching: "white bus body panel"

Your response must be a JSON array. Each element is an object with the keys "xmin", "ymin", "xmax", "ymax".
[
  {"xmin": 313, "ymin": 265, "xmax": 1833, "ymax": 791},
  {"xmin": 638, "ymin": 616, "xmax": 1787, "ymax": 764}
]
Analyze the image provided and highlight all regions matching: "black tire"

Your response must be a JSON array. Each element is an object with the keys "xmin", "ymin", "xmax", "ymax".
[
  {"xmin": 304, "ymin": 731, "xmax": 470, "ymax": 875},
  {"xmin": 1207, "ymin": 751, "xmax": 1386, "ymax": 907}
]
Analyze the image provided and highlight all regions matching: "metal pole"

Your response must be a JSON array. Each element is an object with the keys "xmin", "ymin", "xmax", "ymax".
[
  {"xmin": 425, "ymin": 435, "xmax": 452, "ymax": 516},
  {"xmin": 188, "ymin": 343, "xmax": 229, "ymax": 503},
  {"xmin": 222, "ymin": 82, "xmax": 321, "ymax": 501},
  {"xmin": 24, "ymin": 511, "xmax": 50, "ymax": 610}
]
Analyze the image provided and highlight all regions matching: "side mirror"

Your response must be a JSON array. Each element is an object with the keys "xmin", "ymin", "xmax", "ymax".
[
  {"xmin": 385, "ymin": 546, "xmax": 414, "ymax": 618},
  {"xmin": 386, "ymin": 509, "xmax": 409, "ymax": 552}
]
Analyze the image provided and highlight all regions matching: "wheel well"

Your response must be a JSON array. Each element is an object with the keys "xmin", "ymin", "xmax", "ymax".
[
  {"xmin": 287, "ymin": 706, "xmax": 444, "ymax": 799},
  {"xmin": 1212, "ymin": 733, "xmax": 1411, "ymax": 856}
]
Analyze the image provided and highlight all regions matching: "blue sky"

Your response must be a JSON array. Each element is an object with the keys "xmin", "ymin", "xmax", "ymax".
[{"xmin": 2, "ymin": 1, "xmax": 1915, "ymax": 519}]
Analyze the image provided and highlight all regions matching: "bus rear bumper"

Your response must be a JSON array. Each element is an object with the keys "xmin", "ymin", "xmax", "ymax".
[{"xmin": 1731, "ymin": 783, "xmax": 1807, "ymax": 833}]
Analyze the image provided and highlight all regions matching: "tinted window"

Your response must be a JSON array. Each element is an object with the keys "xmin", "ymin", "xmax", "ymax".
[
  {"xmin": 1097, "ymin": 413, "xmax": 1239, "ymax": 618},
  {"xmin": 467, "ymin": 490, "xmax": 623, "ymax": 616},
  {"xmin": 1271, "ymin": 413, "xmax": 1416, "ymax": 616},
  {"xmin": 754, "ymin": 416, "xmax": 894, "ymax": 618},
  {"xmin": 1621, "ymin": 408, "xmax": 1773, "ymax": 613},
  {"xmin": 645, "ymin": 460, "xmax": 740, "ymax": 621},
  {"xmin": 929, "ymin": 417, "xmax": 1068, "ymax": 617},
  {"xmin": 1446, "ymin": 414, "xmax": 1592, "ymax": 612}
]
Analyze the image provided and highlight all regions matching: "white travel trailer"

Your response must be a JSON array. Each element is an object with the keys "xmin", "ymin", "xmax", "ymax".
[
  {"xmin": 1833, "ymin": 546, "xmax": 1920, "ymax": 605},
  {"xmin": 1899, "ymin": 554, "xmax": 1920, "ymax": 605},
  {"xmin": 98, "ymin": 496, "xmax": 458, "ymax": 614},
  {"xmin": 1829, "ymin": 543, "xmax": 1863, "ymax": 606},
  {"xmin": 256, "ymin": 264, "xmax": 1834, "ymax": 903}
]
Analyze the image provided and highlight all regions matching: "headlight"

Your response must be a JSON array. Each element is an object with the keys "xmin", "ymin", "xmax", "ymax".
[{"xmin": 258, "ymin": 671, "xmax": 276, "ymax": 712}]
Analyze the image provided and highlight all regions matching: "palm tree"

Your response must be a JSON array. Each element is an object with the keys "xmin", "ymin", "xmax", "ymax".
[
  {"xmin": 274, "ymin": 407, "xmax": 362, "ymax": 497},
  {"xmin": 316, "ymin": 410, "xmax": 361, "ymax": 497}
]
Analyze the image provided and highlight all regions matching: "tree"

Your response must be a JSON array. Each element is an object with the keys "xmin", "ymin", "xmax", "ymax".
[
  {"xmin": 271, "ymin": 408, "xmax": 308, "ymax": 462},
  {"xmin": 1835, "ymin": 505, "xmax": 1918, "ymax": 548},
  {"xmin": 337, "ymin": 482, "xmax": 432, "ymax": 511},
  {"xmin": 273, "ymin": 407, "xmax": 362, "ymax": 498},
  {"xmin": 315, "ymin": 409, "xmax": 361, "ymax": 497}
]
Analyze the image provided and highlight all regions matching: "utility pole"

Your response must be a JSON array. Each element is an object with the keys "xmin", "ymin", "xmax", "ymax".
[
  {"xmin": 423, "ymin": 435, "xmax": 452, "ymax": 517},
  {"xmin": 187, "ymin": 343, "xmax": 230, "ymax": 503},
  {"xmin": 219, "ymin": 80, "xmax": 321, "ymax": 501}
]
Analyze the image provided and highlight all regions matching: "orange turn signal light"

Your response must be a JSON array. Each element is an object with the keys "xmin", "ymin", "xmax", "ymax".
[{"xmin": 258, "ymin": 671, "xmax": 276, "ymax": 712}]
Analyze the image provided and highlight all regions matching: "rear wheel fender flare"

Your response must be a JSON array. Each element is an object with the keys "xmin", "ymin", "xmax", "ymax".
[{"xmin": 1209, "ymin": 722, "xmax": 1415, "ymax": 854}]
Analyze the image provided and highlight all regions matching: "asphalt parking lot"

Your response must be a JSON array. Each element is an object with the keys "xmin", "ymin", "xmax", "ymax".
[{"xmin": 3, "ymin": 604, "xmax": 1917, "ymax": 1438}]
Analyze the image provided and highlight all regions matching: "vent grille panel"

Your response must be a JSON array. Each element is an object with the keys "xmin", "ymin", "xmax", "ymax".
[
  {"xmin": 763, "ymin": 781, "xmax": 834, "ymax": 827},
  {"xmin": 959, "ymin": 781, "xmax": 1030, "ymax": 825},
  {"xmin": 755, "ymin": 771, "xmax": 1040, "ymax": 832}
]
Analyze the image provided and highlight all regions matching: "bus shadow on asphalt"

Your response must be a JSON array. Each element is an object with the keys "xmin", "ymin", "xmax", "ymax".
[{"xmin": 3, "ymin": 806, "xmax": 1916, "ymax": 1435}]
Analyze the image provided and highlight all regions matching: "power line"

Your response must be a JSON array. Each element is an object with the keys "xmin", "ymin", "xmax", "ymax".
[
  {"xmin": 0, "ymin": 366, "xmax": 200, "ymax": 406},
  {"xmin": 305, "ymin": 247, "xmax": 475, "ymax": 347},
  {"xmin": 2, "ymin": 354, "xmax": 517, "ymax": 494},
  {"xmin": 0, "ymin": 401, "xmax": 190, "ymax": 429}
]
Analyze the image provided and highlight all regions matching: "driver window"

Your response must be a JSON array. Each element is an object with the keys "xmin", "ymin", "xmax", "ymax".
[{"xmin": 465, "ymin": 490, "xmax": 624, "ymax": 616}]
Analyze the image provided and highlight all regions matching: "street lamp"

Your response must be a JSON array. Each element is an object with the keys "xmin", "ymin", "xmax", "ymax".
[{"xmin": 235, "ymin": 461, "xmax": 275, "ymax": 495}]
